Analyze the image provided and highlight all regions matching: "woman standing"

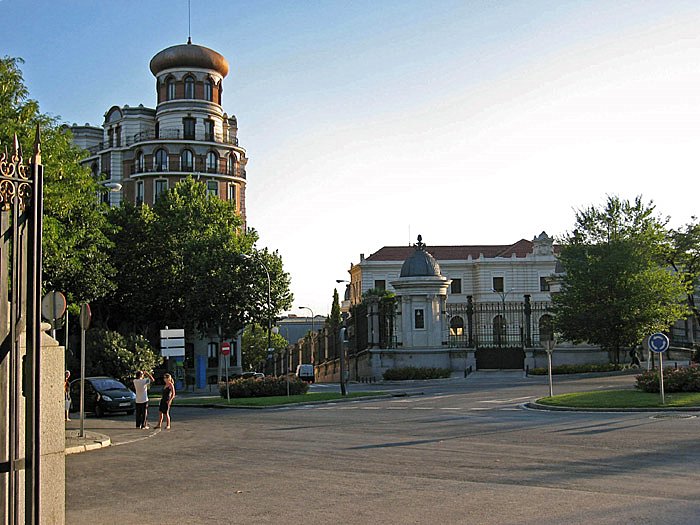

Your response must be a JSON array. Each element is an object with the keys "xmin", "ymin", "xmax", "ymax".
[{"xmin": 155, "ymin": 373, "xmax": 176, "ymax": 430}]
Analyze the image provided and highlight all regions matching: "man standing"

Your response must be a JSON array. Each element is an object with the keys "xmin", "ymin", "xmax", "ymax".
[{"xmin": 133, "ymin": 370, "xmax": 155, "ymax": 429}]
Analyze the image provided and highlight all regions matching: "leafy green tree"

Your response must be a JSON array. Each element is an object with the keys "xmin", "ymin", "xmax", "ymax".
[
  {"xmin": 553, "ymin": 196, "xmax": 690, "ymax": 362},
  {"xmin": 65, "ymin": 328, "xmax": 161, "ymax": 385},
  {"xmin": 0, "ymin": 56, "xmax": 115, "ymax": 308},
  {"xmin": 669, "ymin": 218, "xmax": 700, "ymax": 328},
  {"xmin": 241, "ymin": 323, "xmax": 288, "ymax": 371},
  {"xmin": 96, "ymin": 177, "xmax": 292, "ymax": 342}
]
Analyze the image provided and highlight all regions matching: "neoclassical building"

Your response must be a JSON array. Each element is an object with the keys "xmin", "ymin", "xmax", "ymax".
[
  {"xmin": 71, "ymin": 38, "xmax": 247, "ymax": 225},
  {"xmin": 335, "ymin": 233, "xmax": 564, "ymax": 376},
  {"xmin": 71, "ymin": 40, "xmax": 248, "ymax": 386}
]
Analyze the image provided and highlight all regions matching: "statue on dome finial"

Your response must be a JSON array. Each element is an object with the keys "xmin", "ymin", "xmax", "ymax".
[{"xmin": 416, "ymin": 234, "xmax": 424, "ymax": 250}]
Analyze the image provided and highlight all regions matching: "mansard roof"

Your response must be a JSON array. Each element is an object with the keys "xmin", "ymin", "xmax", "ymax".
[{"xmin": 366, "ymin": 239, "xmax": 550, "ymax": 262}]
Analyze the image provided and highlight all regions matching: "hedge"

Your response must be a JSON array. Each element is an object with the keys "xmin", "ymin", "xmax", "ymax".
[
  {"xmin": 382, "ymin": 367, "xmax": 451, "ymax": 381},
  {"xmin": 636, "ymin": 365, "xmax": 700, "ymax": 393},
  {"xmin": 218, "ymin": 376, "xmax": 309, "ymax": 398},
  {"xmin": 528, "ymin": 363, "xmax": 625, "ymax": 376}
]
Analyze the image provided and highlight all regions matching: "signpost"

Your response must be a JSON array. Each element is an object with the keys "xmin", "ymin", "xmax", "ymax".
[
  {"xmin": 41, "ymin": 290, "xmax": 66, "ymax": 339},
  {"xmin": 543, "ymin": 338, "xmax": 556, "ymax": 397},
  {"xmin": 648, "ymin": 332, "xmax": 670, "ymax": 404},
  {"xmin": 79, "ymin": 303, "xmax": 91, "ymax": 438},
  {"xmin": 221, "ymin": 342, "xmax": 231, "ymax": 402},
  {"xmin": 160, "ymin": 328, "xmax": 185, "ymax": 389}
]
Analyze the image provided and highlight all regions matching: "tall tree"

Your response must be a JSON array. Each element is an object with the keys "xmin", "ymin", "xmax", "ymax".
[
  {"xmin": 553, "ymin": 196, "xmax": 690, "ymax": 362},
  {"xmin": 96, "ymin": 177, "xmax": 292, "ymax": 341},
  {"xmin": 669, "ymin": 218, "xmax": 700, "ymax": 329},
  {"xmin": 0, "ymin": 56, "xmax": 115, "ymax": 307}
]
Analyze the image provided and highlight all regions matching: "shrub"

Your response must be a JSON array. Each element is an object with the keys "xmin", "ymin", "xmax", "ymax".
[
  {"xmin": 636, "ymin": 365, "xmax": 700, "ymax": 393},
  {"xmin": 382, "ymin": 367, "xmax": 451, "ymax": 381},
  {"xmin": 528, "ymin": 363, "xmax": 625, "ymax": 376},
  {"xmin": 218, "ymin": 376, "xmax": 309, "ymax": 398}
]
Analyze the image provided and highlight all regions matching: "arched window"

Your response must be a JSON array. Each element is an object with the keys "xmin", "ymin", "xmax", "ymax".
[
  {"xmin": 493, "ymin": 315, "xmax": 506, "ymax": 346},
  {"xmin": 154, "ymin": 149, "xmax": 168, "ymax": 171},
  {"xmin": 204, "ymin": 78, "xmax": 213, "ymax": 101},
  {"xmin": 227, "ymin": 154, "xmax": 236, "ymax": 176},
  {"xmin": 206, "ymin": 151, "xmax": 218, "ymax": 173},
  {"xmin": 180, "ymin": 149, "xmax": 194, "ymax": 171},
  {"xmin": 166, "ymin": 77, "xmax": 176, "ymax": 101},
  {"xmin": 136, "ymin": 151, "xmax": 144, "ymax": 172},
  {"xmin": 539, "ymin": 315, "xmax": 554, "ymax": 345},
  {"xmin": 449, "ymin": 316, "xmax": 464, "ymax": 337},
  {"xmin": 184, "ymin": 75, "xmax": 195, "ymax": 99}
]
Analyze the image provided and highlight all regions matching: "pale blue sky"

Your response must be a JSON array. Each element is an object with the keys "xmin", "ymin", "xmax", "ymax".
[{"xmin": 2, "ymin": 1, "xmax": 699, "ymax": 317}]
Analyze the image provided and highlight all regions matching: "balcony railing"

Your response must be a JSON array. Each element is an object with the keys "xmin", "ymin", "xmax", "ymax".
[
  {"xmin": 131, "ymin": 162, "xmax": 246, "ymax": 179},
  {"xmin": 84, "ymin": 128, "xmax": 240, "ymax": 155}
]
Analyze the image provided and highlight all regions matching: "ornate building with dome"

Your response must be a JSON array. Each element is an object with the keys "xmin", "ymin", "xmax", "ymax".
[{"xmin": 71, "ymin": 38, "xmax": 247, "ymax": 224}]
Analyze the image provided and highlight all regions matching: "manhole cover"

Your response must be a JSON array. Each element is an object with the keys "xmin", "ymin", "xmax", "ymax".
[{"xmin": 649, "ymin": 413, "xmax": 696, "ymax": 420}]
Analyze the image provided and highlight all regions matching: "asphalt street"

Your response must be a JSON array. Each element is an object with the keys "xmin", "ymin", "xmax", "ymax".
[{"xmin": 65, "ymin": 372, "xmax": 700, "ymax": 524}]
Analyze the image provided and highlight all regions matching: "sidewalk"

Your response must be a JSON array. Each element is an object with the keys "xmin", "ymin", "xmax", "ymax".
[{"xmin": 65, "ymin": 429, "xmax": 111, "ymax": 455}]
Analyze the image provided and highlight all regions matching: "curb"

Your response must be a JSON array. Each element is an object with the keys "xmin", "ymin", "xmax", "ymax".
[
  {"xmin": 65, "ymin": 431, "xmax": 111, "ymax": 455},
  {"xmin": 524, "ymin": 401, "xmax": 700, "ymax": 413}
]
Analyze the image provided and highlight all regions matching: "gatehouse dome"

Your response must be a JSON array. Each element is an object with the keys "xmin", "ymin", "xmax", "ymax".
[{"xmin": 400, "ymin": 235, "xmax": 441, "ymax": 277}]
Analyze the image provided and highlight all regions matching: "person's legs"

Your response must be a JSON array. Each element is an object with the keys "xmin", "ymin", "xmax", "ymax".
[
  {"xmin": 165, "ymin": 409, "xmax": 171, "ymax": 429},
  {"xmin": 135, "ymin": 402, "xmax": 146, "ymax": 428},
  {"xmin": 155, "ymin": 410, "xmax": 164, "ymax": 429}
]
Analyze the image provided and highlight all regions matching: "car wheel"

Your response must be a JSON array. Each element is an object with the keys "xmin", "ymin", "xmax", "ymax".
[{"xmin": 95, "ymin": 404, "xmax": 104, "ymax": 418}]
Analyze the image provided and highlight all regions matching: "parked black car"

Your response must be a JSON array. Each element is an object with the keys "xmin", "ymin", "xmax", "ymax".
[{"xmin": 69, "ymin": 377, "xmax": 136, "ymax": 417}]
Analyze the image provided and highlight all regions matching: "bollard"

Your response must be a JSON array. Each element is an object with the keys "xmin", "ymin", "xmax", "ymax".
[{"xmin": 525, "ymin": 364, "xmax": 529, "ymax": 377}]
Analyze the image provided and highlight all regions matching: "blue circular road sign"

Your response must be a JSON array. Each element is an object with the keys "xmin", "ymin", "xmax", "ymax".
[{"xmin": 648, "ymin": 332, "xmax": 669, "ymax": 353}]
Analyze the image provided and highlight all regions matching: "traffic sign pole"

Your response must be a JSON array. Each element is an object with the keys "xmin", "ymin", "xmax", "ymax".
[
  {"xmin": 648, "ymin": 333, "xmax": 670, "ymax": 405},
  {"xmin": 221, "ymin": 342, "xmax": 231, "ymax": 403}
]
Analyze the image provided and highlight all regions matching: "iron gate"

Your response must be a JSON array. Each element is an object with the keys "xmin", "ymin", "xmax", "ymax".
[{"xmin": 0, "ymin": 132, "xmax": 44, "ymax": 524}]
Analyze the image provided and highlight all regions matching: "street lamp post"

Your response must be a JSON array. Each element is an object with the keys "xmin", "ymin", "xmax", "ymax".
[{"xmin": 298, "ymin": 306, "xmax": 314, "ymax": 363}]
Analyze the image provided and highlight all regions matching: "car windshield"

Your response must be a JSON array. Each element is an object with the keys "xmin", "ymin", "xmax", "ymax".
[{"xmin": 91, "ymin": 379, "xmax": 126, "ymax": 391}]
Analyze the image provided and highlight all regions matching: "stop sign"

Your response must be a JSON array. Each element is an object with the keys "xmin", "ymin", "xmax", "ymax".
[{"xmin": 221, "ymin": 342, "xmax": 231, "ymax": 356}]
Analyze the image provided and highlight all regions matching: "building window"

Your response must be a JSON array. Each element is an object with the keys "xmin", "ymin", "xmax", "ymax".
[
  {"xmin": 204, "ymin": 120, "xmax": 214, "ymax": 142},
  {"xmin": 227, "ymin": 183, "xmax": 237, "ymax": 205},
  {"xmin": 207, "ymin": 180, "xmax": 219, "ymax": 196},
  {"xmin": 135, "ymin": 181, "xmax": 144, "ymax": 205},
  {"xmin": 206, "ymin": 151, "xmax": 218, "ymax": 173},
  {"xmin": 228, "ymin": 154, "xmax": 236, "ymax": 176},
  {"xmin": 107, "ymin": 128, "xmax": 114, "ymax": 148},
  {"xmin": 135, "ymin": 151, "xmax": 144, "ymax": 173},
  {"xmin": 207, "ymin": 342, "xmax": 218, "ymax": 368},
  {"xmin": 183, "ymin": 118, "xmax": 195, "ymax": 140},
  {"xmin": 115, "ymin": 125, "xmax": 121, "ymax": 147},
  {"xmin": 492, "ymin": 276, "xmax": 504, "ymax": 293},
  {"xmin": 166, "ymin": 78, "xmax": 176, "ymax": 100},
  {"xmin": 184, "ymin": 75, "xmax": 195, "ymax": 99},
  {"xmin": 154, "ymin": 179, "xmax": 168, "ymax": 201},
  {"xmin": 374, "ymin": 280, "xmax": 386, "ymax": 291},
  {"xmin": 540, "ymin": 277, "xmax": 550, "ymax": 292},
  {"xmin": 204, "ymin": 79, "xmax": 213, "ymax": 101},
  {"xmin": 154, "ymin": 149, "xmax": 168, "ymax": 171},
  {"xmin": 181, "ymin": 149, "xmax": 194, "ymax": 171},
  {"xmin": 450, "ymin": 316, "xmax": 464, "ymax": 336},
  {"xmin": 414, "ymin": 309, "xmax": 425, "ymax": 330},
  {"xmin": 451, "ymin": 278, "xmax": 462, "ymax": 294}
]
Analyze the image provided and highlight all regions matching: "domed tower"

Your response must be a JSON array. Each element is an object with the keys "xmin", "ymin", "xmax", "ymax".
[
  {"xmin": 72, "ymin": 39, "xmax": 247, "ymax": 224},
  {"xmin": 391, "ymin": 236, "xmax": 450, "ymax": 349}
]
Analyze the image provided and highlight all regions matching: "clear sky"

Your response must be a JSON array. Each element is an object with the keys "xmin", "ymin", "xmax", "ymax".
[{"xmin": 2, "ymin": 0, "xmax": 699, "ymax": 318}]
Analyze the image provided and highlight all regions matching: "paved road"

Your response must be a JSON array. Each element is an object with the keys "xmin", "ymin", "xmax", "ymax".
[{"xmin": 66, "ymin": 373, "xmax": 700, "ymax": 524}]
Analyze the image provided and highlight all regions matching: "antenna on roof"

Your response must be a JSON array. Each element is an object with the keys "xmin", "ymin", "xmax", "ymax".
[
  {"xmin": 408, "ymin": 225, "xmax": 411, "ymax": 246},
  {"xmin": 187, "ymin": 0, "xmax": 192, "ymax": 44}
]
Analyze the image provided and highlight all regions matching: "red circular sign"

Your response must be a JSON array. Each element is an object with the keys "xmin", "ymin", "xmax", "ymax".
[{"xmin": 221, "ymin": 342, "xmax": 231, "ymax": 356}]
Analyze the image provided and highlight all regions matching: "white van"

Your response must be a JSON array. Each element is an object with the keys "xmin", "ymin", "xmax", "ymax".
[{"xmin": 295, "ymin": 364, "xmax": 314, "ymax": 383}]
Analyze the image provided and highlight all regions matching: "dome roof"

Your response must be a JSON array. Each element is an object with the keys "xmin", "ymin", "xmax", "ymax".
[
  {"xmin": 150, "ymin": 41, "xmax": 229, "ymax": 77},
  {"xmin": 400, "ymin": 236, "xmax": 441, "ymax": 277}
]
